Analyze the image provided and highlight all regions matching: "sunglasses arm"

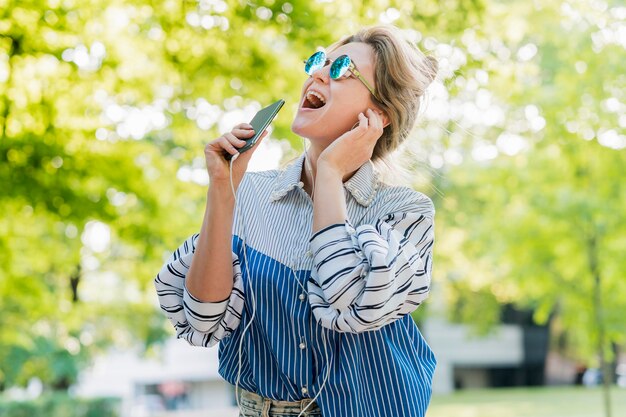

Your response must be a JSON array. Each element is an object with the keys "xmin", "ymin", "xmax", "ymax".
[{"xmin": 349, "ymin": 65, "xmax": 379, "ymax": 101}]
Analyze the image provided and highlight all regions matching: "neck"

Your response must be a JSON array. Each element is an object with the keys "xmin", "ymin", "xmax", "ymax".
[
  {"xmin": 301, "ymin": 145, "xmax": 320, "ymax": 197},
  {"xmin": 301, "ymin": 142, "xmax": 360, "ymax": 194}
]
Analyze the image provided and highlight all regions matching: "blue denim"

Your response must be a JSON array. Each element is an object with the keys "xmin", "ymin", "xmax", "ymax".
[{"xmin": 238, "ymin": 388, "xmax": 323, "ymax": 417}]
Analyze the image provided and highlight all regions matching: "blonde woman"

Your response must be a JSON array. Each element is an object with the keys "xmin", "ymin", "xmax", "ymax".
[{"xmin": 155, "ymin": 25, "xmax": 438, "ymax": 417}]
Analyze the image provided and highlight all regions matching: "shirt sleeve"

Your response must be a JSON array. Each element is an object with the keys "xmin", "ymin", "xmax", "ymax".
[
  {"xmin": 306, "ymin": 198, "xmax": 435, "ymax": 333},
  {"xmin": 154, "ymin": 233, "xmax": 245, "ymax": 347}
]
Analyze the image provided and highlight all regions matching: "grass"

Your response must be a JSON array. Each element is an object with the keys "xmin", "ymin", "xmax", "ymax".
[{"xmin": 426, "ymin": 386, "xmax": 626, "ymax": 417}]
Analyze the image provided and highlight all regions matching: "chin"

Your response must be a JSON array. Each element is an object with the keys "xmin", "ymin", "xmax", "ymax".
[
  {"xmin": 292, "ymin": 122, "xmax": 332, "ymax": 144},
  {"xmin": 291, "ymin": 114, "xmax": 321, "ymax": 140},
  {"xmin": 291, "ymin": 108, "xmax": 348, "ymax": 143},
  {"xmin": 290, "ymin": 116, "xmax": 307, "ymax": 137}
]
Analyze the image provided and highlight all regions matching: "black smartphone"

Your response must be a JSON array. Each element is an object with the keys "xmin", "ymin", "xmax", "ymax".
[{"xmin": 225, "ymin": 99, "xmax": 285, "ymax": 161}]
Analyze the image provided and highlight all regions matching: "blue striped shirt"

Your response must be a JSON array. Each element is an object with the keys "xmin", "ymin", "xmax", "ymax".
[{"xmin": 155, "ymin": 153, "xmax": 437, "ymax": 416}]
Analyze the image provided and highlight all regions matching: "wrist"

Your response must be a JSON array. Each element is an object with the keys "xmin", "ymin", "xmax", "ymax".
[
  {"xmin": 316, "ymin": 160, "xmax": 343, "ymax": 179},
  {"xmin": 207, "ymin": 182, "xmax": 236, "ymax": 204}
]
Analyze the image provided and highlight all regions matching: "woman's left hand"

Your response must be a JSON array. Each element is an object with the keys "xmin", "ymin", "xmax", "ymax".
[{"xmin": 318, "ymin": 108, "xmax": 385, "ymax": 178}]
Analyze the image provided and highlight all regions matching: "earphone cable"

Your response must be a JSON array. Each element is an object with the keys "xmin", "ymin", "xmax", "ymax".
[{"xmin": 229, "ymin": 152, "xmax": 257, "ymax": 417}]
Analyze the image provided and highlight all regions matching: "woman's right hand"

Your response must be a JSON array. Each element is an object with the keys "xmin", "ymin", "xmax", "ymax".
[{"xmin": 204, "ymin": 122, "xmax": 268, "ymax": 192}]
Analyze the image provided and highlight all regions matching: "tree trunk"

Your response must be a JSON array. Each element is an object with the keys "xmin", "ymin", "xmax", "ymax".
[
  {"xmin": 588, "ymin": 233, "xmax": 612, "ymax": 417},
  {"xmin": 69, "ymin": 264, "xmax": 81, "ymax": 303},
  {"xmin": 0, "ymin": 34, "xmax": 20, "ymax": 139}
]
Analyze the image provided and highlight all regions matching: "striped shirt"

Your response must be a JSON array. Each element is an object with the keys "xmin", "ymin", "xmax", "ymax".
[{"xmin": 155, "ymin": 152, "xmax": 437, "ymax": 417}]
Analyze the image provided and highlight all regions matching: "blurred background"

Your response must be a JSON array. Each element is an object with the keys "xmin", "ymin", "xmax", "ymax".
[{"xmin": 0, "ymin": 0, "xmax": 624, "ymax": 416}]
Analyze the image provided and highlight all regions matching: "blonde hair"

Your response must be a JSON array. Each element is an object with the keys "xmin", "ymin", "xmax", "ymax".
[{"xmin": 327, "ymin": 25, "xmax": 438, "ymax": 186}]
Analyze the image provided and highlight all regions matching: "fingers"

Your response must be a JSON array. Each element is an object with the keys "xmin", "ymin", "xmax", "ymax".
[
  {"xmin": 366, "ymin": 108, "xmax": 384, "ymax": 135},
  {"xmin": 359, "ymin": 109, "xmax": 384, "ymax": 140},
  {"xmin": 231, "ymin": 127, "xmax": 256, "ymax": 139},
  {"xmin": 234, "ymin": 122, "xmax": 253, "ymax": 130},
  {"xmin": 242, "ymin": 129, "xmax": 267, "ymax": 155},
  {"xmin": 251, "ymin": 129, "xmax": 268, "ymax": 147},
  {"xmin": 220, "ymin": 133, "xmax": 246, "ymax": 155},
  {"xmin": 357, "ymin": 111, "xmax": 369, "ymax": 130},
  {"xmin": 218, "ymin": 137, "xmax": 238, "ymax": 156},
  {"xmin": 212, "ymin": 122, "xmax": 268, "ymax": 162},
  {"xmin": 230, "ymin": 128, "xmax": 268, "ymax": 163},
  {"xmin": 353, "ymin": 110, "xmax": 381, "ymax": 138}
]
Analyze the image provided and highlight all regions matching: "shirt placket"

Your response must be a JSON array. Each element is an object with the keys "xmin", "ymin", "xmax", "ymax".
[{"xmin": 290, "ymin": 189, "xmax": 315, "ymax": 398}]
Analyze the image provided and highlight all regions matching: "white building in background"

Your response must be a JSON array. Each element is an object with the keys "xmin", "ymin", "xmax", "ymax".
[
  {"xmin": 75, "ymin": 338, "xmax": 237, "ymax": 417},
  {"xmin": 416, "ymin": 278, "xmax": 550, "ymax": 394},
  {"xmin": 425, "ymin": 317, "xmax": 526, "ymax": 393}
]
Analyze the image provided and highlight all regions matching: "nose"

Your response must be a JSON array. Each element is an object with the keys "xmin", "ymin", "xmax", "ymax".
[{"xmin": 310, "ymin": 63, "xmax": 331, "ymax": 85}]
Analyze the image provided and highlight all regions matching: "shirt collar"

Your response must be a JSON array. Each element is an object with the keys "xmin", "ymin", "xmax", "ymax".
[{"xmin": 269, "ymin": 153, "xmax": 379, "ymax": 207}]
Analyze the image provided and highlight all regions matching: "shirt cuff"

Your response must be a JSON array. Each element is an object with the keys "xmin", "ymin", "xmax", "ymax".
[
  {"xmin": 183, "ymin": 284, "xmax": 230, "ymax": 317},
  {"xmin": 309, "ymin": 220, "xmax": 356, "ymax": 254}
]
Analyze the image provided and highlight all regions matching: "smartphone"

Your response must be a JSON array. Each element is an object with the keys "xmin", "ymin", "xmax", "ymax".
[{"xmin": 225, "ymin": 99, "xmax": 285, "ymax": 161}]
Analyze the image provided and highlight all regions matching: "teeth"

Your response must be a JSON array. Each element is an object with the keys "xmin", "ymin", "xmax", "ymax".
[{"xmin": 306, "ymin": 89, "xmax": 326, "ymax": 104}]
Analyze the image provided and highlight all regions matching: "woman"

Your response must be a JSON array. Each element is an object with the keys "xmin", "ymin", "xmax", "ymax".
[{"xmin": 155, "ymin": 25, "xmax": 438, "ymax": 417}]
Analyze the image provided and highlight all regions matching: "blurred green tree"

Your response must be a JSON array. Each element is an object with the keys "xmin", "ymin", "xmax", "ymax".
[{"xmin": 432, "ymin": 2, "xmax": 624, "ymax": 416}]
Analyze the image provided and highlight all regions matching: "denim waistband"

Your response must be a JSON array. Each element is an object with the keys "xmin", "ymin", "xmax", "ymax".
[{"xmin": 238, "ymin": 387, "xmax": 322, "ymax": 416}]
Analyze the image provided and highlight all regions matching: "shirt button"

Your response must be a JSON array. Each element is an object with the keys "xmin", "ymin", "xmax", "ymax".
[
  {"xmin": 299, "ymin": 293, "xmax": 306, "ymax": 301},
  {"xmin": 305, "ymin": 250, "xmax": 313, "ymax": 258},
  {"xmin": 299, "ymin": 342, "xmax": 306, "ymax": 350},
  {"xmin": 301, "ymin": 386, "xmax": 308, "ymax": 395}
]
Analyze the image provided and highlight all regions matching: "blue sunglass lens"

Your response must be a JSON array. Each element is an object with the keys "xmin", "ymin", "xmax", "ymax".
[
  {"xmin": 330, "ymin": 55, "xmax": 351, "ymax": 79},
  {"xmin": 304, "ymin": 51, "xmax": 326, "ymax": 75}
]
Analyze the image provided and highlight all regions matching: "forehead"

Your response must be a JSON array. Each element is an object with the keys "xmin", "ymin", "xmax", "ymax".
[{"xmin": 328, "ymin": 42, "xmax": 375, "ymax": 72}]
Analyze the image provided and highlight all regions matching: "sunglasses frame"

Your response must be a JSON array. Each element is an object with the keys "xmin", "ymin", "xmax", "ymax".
[{"xmin": 303, "ymin": 51, "xmax": 379, "ymax": 102}]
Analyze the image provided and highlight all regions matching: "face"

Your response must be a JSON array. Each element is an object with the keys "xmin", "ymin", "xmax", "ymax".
[{"xmin": 291, "ymin": 42, "xmax": 387, "ymax": 146}]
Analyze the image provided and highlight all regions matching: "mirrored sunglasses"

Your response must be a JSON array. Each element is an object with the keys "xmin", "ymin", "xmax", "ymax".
[{"xmin": 303, "ymin": 51, "xmax": 379, "ymax": 101}]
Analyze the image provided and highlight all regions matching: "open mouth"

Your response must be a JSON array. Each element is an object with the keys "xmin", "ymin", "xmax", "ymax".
[{"xmin": 302, "ymin": 90, "xmax": 327, "ymax": 109}]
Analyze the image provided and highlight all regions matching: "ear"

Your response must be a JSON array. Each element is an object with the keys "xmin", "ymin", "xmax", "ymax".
[{"xmin": 377, "ymin": 110, "xmax": 390, "ymax": 128}]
